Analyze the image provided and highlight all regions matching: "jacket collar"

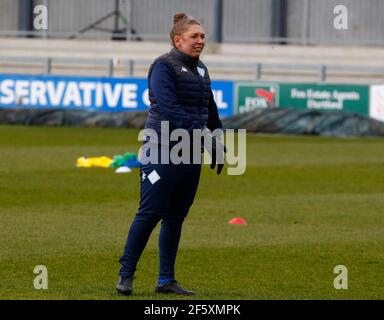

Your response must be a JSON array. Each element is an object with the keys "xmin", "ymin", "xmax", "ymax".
[{"xmin": 170, "ymin": 48, "xmax": 199, "ymax": 69}]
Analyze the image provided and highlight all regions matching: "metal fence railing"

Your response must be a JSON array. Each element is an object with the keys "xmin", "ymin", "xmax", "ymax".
[
  {"xmin": 1, "ymin": 0, "xmax": 384, "ymax": 46},
  {"xmin": 1, "ymin": 56, "xmax": 384, "ymax": 83}
]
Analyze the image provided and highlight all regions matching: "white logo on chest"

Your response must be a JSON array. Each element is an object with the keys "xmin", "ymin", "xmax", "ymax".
[{"xmin": 197, "ymin": 66, "xmax": 205, "ymax": 77}]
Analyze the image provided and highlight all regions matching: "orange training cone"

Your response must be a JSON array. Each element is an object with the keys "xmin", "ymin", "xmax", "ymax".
[{"xmin": 228, "ymin": 217, "xmax": 247, "ymax": 225}]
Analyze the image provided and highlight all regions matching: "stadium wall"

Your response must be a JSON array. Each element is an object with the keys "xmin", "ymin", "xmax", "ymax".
[{"xmin": 1, "ymin": 0, "xmax": 384, "ymax": 45}]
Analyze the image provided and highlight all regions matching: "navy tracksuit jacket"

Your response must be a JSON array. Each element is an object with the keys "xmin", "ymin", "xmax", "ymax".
[{"xmin": 118, "ymin": 48, "xmax": 222, "ymax": 282}]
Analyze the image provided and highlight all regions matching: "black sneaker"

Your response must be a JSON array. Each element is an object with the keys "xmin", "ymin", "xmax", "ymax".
[
  {"xmin": 155, "ymin": 280, "xmax": 195, "ymax": 296},
  {"xmin": 116, "ymin": 276, "xmax": 133, "ymax": 296}
]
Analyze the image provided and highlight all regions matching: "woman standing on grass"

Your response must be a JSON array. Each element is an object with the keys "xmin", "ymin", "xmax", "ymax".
[{"xmin": 116, "ymin": 12, "xmax": 225, "ymax": 296}]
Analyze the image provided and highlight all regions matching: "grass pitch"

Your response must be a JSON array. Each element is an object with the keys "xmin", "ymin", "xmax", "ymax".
[{"xmin": 0, "ymin": 125, "xmax": 383, "ymax": 300}]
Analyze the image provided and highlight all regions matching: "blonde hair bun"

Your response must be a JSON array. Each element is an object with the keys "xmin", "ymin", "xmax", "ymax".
[{"xmin": 173, "ymin": 12, "xmax": 188, "ymax": 25}]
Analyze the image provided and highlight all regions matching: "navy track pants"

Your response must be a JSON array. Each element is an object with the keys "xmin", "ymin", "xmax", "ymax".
[{"xmin": 118, "ymin": 162, "xmax": 201, "ymax": 280}]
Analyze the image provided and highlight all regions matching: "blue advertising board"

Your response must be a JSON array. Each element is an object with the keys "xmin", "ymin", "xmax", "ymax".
[{"xmin": 0, "ymin": 74, "xmax": 234, "ymax": 117}]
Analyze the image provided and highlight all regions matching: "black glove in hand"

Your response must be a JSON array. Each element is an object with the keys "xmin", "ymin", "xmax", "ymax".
[
  {"xmin": 210, "ymin": 136, "xmax": 227, "ymax": 175},
  {"xmin": 202, "ymin": 127, "xmax": 227, "ymax": 175}
]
